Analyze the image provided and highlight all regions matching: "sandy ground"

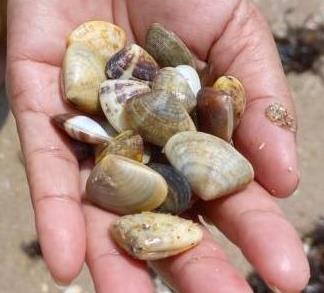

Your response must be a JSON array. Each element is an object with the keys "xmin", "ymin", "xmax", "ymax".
[{"xmin": 0, "ymin": 0, "xmax": 324, "ymax": 292}]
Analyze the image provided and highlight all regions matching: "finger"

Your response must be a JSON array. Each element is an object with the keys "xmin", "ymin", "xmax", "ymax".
[
  {"xmin": 203, "ymin": 182, "xmax": 310, "ymax": 292},
  {"xmin": 208, "ymin": 0, "xmax": 298, "ymax": 197},
  {"xmin": 150, "ymin": 231, "xmax": 252, "ymax": 293},
  {"xmin": 83, "ymin": 204, "xmax": 154, "ymax": 293}
]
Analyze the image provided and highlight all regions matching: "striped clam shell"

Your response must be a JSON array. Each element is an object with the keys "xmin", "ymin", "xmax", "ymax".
[
  {"xmin": 53, "ymin": 113, "xmax": 111, "ymax": 144},
  {"xmin": 125, "ymin": 90, "xmax": 196, "ymax": 147},
  {"xmin": 165, "ymin": 131, "xmax": 254, "ymax": 200},
  {"xmin": 149, "ymin": 163, "xmax": 192, "ymax": 215},
  {"xmin": 111, "ymin": 212, "xmax": 203, "ymax": 260},
  {"xmin": 86, "ymin": 155, "xmax": 168, "ymax": 215},
  {"xmin": 99, "ymin": 79, "xmax": 151, "ymax": 132}
]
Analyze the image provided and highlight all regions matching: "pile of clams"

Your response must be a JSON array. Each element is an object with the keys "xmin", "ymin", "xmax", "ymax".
[{"xmin": 54, "ymin": 21, "xmax": 254, "ymax": 260}]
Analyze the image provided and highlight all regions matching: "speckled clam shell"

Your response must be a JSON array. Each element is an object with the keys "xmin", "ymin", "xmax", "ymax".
[
  {"xmin": 99, "ymin": 80, "xmax": 151, "ymax": 132},
  {"xmin": 165, "ymin": 131, "xmax": 254, "ymax": 200},
  {"xmin": 125, "ymin": 90, "xmax": 197, "ymax": 146},
  {"xmin": 86, "ymin": 155, "xmax": 168, "ymax": 215},
  {"xmin": 95, "ymin": 130, "xmax": 144, "ymax": 164},
  {"xmin": 213, "ymin": 76, "xmax": 246, "ymax": 127},
  {"xmin": 63, "ymin": 42, "xmax": 106, "ymax": 114},
  {"xmin": 145, "ymin": 23, "xmax": 195, "ymax": 68},
  {"xmin": 149, "ymin": 163, "xmax": 192, "ymax": 215},
  {"xmin": 111, "ymin": 212, "xmax": 202, "ymax": 260},
  {"xmin": 53, "ymin": 113, "xmax": 111, "ymax": 144},
  {"xmin": 152, "ymin": 67, "xmax": 196, "ymax": 112},
  {"xmin": 68, "ymin": 21, "xmax": 126, "ymax": 61},
  {"xmin": 197, "ymin": 87, "xmax": 234, "ymax": 142},
  {"xmin": 176, "ymin": 65, "xmax": 201, "ymax": 97},
  {"xmin": 106, "ymin": 43, "xmax": 159, "ymax": 81}
]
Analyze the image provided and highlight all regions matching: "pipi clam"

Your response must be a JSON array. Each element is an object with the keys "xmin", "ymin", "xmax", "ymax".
[
  {"xmin": 86, "ymin": 155, "xmax": 168, "ymax": 215},
  {"xmin": 111, "ymin": 212, "xmax": 203, "ymax": 260},
  {"xmin": 68, "ymin": 21, "xmax": 127, "ymax": 61},
  {"xmin": 152, "ymin": 67, "xmax": 196, "ymax": 112},
  {"xmin": 63, "ymin": 42, "xmax": 106, "ymax": 114},
  {"xmin": 149, "ymin": 163, "xmax": 192, "ymax": 215},
  {"xmin": 99, "ymin": 79, "xmax": 151, "ymax": 132},
  {"xmin": 165, "ymin": 131, "xmax": 254, "ymax": 200},
  {"xmin": 145, "ymin": 23, "xmax": 195, "ymax": 68},
  {"xmin": 213, "ymin": 75, "xmax": 246, "ymax": 127},
  {"xmin": 197, "ymin": 87, "xmax": 234, "ymax": 142},
  {"xmin": 106, "ymin": 43, "xmax": 159, "ymax": 81},
  {"xmin": 53, "ymin": 113, "xmax": 111, "ymax": 144},
  {"xmin": 125, "ymin": 90, "xmax": 196, "ymax": 146}
]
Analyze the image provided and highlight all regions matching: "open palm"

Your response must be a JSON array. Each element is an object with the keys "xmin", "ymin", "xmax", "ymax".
[{"xmin": 7, "ymin": 0, "xmax": 309, "ymax": 292}]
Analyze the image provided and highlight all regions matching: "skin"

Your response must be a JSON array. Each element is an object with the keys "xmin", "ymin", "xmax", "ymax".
[{"xmin": 6, "ymin": 0, "xmax": 310, "ymax": 292}]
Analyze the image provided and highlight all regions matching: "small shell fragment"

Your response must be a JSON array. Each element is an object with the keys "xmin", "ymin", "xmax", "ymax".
[
  {"xmin": 165, "ymin": 131, "xmax": 254, "ymax": 200},
  {"xmin": 213, "ymin": 76, "xmax": 246, "ymax": 127},
  {"xmin": 145, "ymin": 23, "xmax": 195, "ymax": 68},
  {"xmin": 265, "ymin": 102, "xmax": 296, "ymax": 132},
  {"xmin": 111, "ymin": 212, "xmax": 203, "ymax": 260},
  {"xmin": 95, "ymin": 130, "xmax": 144, "ymax": 164},
  {"xmin": 176, "ymin": 65, "xmax": 201, "ymax": 97},
  {"xmin": 53, "ymin": 113, "xmax": 111, "ymax": 144},
  {"xmin": 197, "ymin": 87, "xmax": 234, "ymax": 142},
  {"xmin": 63, "ymin": 42, "xmax": 106, "ymax": 114},
  {"xmin": 68, "ymin": 21, "xmax": 127, "ymax": 61},
  {"xmin": 149, "ymin": 163, "xmax": 192, "ymax": 215},
  {"xmin": 125, "ymin": 90, "xmax": 197, "ymax": 146},
  {"xmin": 106, "ymin": 43, "xmax": 159, "ymax": 81},
  {"xmin": 152, "ymin": 67, "xmax": 196, "ymax": 112},
  {"xmin": 86, "ymin": 155, "xmax": 168, "ymax": 215},
  {"xmin": 100, "ymin": 79, "xmax": 151, "ymax": 132}
]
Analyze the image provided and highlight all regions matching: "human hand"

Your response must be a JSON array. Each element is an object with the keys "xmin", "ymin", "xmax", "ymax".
[{"xmin": 7, "ymin": 0, "xmax": 309, "ymax": 292}]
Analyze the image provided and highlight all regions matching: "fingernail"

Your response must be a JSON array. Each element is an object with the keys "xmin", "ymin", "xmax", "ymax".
[
  {"xmin": 53, "ymin": 279, "xmax": 71, "ymax": 289},
  {"xmin": 268, "ymin": 285, "xmax": 282, "ymax": 293}
]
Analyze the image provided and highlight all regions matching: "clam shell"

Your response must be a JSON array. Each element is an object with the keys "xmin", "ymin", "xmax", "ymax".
[
  {"xmin": 111, "ymin": 212, "xmax": 203, "ymax": 260},
  {"xmin": 165, "ymin": 131, "xmax": 254, "ymax": 200},
  {"xmin": 152, "ymin": 67, "xmax": 196, "ymax": 112},
  {"xmin": 53, "ymin": 113, "xmax": 111, "ymax": 144},
  {"xmin": 145, "ymin": 23, "xmax": 195, "ymax": 68},
  {"xmin": 106, "ymin": 43, "xmax": 159, "ymax": 81},
  {"xmin": 68, "ymin": 21, "xmax": 126, "ymax": 61},
  {"xmin": 71, "ymin": 141, "xmax": 94, "ymax": 162},
  {"xmin": 63, "ymin": 42, "xmax": 106, "ymax": 114},
  {"xmin": 125, "ymin": 90, "xmax": 197, "ymax": 146},
  {"xmin": 99, "ymin": 79, "xmax": 151, "ymax": 132},
  {"xmin": 86, "ymin": 155, "xmax": 168, "ymax": 215},
  {"xmin": 213, "ymin": 76, "xmax": 246, "ymax": 127},
  {"xmin": 197, "ymin": 87, "xmax": 234, "ymax": 142},
  {"xmin": 176, "ymin": 65, "xmax": 201, "ymax": 97},
  {"xmin": 149, "ymin": 163, "xmax": 192, "ymax": 215},
  {"xmin": 95, "ymin": 130, "xmax": 144, "ymax": 164}
]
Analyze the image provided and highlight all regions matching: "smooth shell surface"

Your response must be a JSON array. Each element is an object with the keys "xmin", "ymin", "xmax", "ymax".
[
  {"xmin": 106, "ymin": 43, "xmax": 159, "ymax": 81},
  {"xmin": 213, "ymin": 76, "xmax": 246, "ymax": 127},
  {"xmin": 165, "ymin": 131, "xmax": 254, "ymax": 200},
  {"xmin": 176, "ymin": 65, "xmax": 201, "ymax": 97},
  {"xmin": 53, "ymin": 114, "xmax": 111, "ymax": 144},
  {"xmin": 95, "ymin": 130, "xmax": 144, "ymax": 164},
  {"xmin": 152, "ymin": 67, "xmax": 196, "ymax": 112},
  {"xmin": 145, "ymin": 23, "xmax": 195, "ymax": 68},
  {"xmin": 111, "ymin": 212, "xmax": 203, "ymax": 260},
  {"xmin": 68, "ymin": 21, "xmax": 127, "ymax": 61},
  {"xmin": 125, "ymin": 90, "xmax": 196, "ymax": 146},
  {"xmin": 100, "ymin": 80, "xmax": 151, "ymax": 132},
  {"xmin": 63, "ymin": 42, "xmax": 106, "ymax": 114},
  {"xmin": 149, "ymin": 163, "xmax": 192, "ymax": 214},
  {"xmin": 197, "ymin": 87, "xmax": 234, "ymax": 142},
  {"xmin": 86, "ymin": 155, "xmax": 168, "ymax": 215}
]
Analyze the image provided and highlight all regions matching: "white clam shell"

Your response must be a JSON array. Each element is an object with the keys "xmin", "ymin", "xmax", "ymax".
[
  {"xmin": 176, "ymin": 65, "xmax": 201, "ymax": 97},
  {"xmin": 165, "ymin": 131, "xmax": 254, "ymax": 200},
  {"xmin": 53, "ymin": 114, "xmax": 111, "ymax": 144},
  {"xmin": 99, "ymin": 80, "xmax": 151, "ymax": 132},
  {"xmin": 111, "ymin": 212, "xmax": 203, "ymax": 260}
]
